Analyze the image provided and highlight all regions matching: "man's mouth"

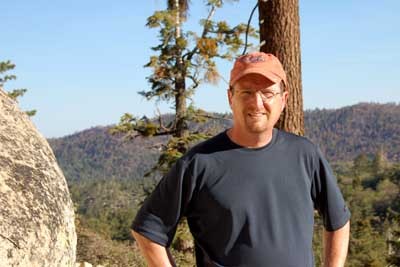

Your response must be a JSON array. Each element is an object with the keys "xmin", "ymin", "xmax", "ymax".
[{"xmin": 248, "ymin": 112, "xmax": 267, "ymax": 117}]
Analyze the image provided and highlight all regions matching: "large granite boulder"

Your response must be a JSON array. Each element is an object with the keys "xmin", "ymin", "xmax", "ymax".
[{"xmin": 0, "ymin": 89, "xmax": 76, "ymax": 266}]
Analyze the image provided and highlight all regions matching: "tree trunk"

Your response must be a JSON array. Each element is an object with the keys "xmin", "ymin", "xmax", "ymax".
[
  {"xmin": 258, "ymin": 0, "xmax": 304, "ymax": 136},
  {"xmin": 175, "ymin": 77, "xmax": 187, "ymax": 139},
  {"xmin": 173, "ymin": 0, "xmax": 188, "ymax": 140}
]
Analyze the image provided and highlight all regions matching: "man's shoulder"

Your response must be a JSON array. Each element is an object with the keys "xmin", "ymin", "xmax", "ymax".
[
  {"xmin": 275, "ymin": 129, "xmax": 318, "ymax": 153},
  {"xmin": 186, "ymin": 131, "xmax": 229, "ymax": 155},
  {"xmin": 174, "ymin": 131, "xmax": 231, "ymax": 176}
]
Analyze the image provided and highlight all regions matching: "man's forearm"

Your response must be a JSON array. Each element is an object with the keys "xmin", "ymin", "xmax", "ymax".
[
  {"xmin": 132, "ymin": 230, "xmax": 176, "ymax": 267},
  {"xmin": 323, "ymin": 220, "xmax": 350, "ymax": 267}
]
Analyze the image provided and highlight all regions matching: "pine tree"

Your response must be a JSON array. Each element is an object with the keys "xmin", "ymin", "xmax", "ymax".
[
  {"xmin": 112, "ymin": 0, "xmax": 254, "ymax": 173},
  {"xmin": 386, "ymin": 168, "xmax": 400, "ymax": 266},
  {"xmin": 387, "ymin": 217, "xmax": 400, "ymax": 266},
  {"xmin": 372, "ymin": 148, "xmax": 389, "ymax": 177}
]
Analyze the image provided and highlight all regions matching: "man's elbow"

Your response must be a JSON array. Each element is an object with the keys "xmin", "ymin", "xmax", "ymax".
[
  {"xmin": 324, "ymin": 219, "xmax": 350, "ymax": 242},
  {"xmin": 131, "ymin": 229, "xmax": 140, "ymax": 240},
  {"xmin": 336, "ymin": 219, "xmax": 350, "ymax": 232},
  {"xmin": 131, "ymin": 229, "xmax": 165, "ymax": 249},
  {"xmin": 131, "ymin": 229, "xmax": 150, "ymax": 245},
  {"xmin": 326, "ymin": 219, "xmax": 350, "ymax": 233}
]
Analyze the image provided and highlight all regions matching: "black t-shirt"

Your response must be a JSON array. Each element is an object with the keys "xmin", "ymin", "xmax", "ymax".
[{"xmin": 132, "ymin": 129, "xmax": 351, "ymax": 267}]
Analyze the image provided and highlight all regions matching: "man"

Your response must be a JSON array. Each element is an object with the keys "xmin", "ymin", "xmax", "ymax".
[{"xmin": 132, "ymin": 52, "xmax": 350, "ymax": 266}]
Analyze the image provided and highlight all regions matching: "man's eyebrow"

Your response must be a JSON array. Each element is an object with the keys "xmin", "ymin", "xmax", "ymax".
[{"xmin": 259, "ymin": 88, "xmax": 277, "ymax": 92}]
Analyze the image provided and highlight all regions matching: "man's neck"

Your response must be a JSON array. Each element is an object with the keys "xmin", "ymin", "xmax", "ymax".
[{"xmin": 227, "ymin": 127, "xmax": 274, "ymax": 148}]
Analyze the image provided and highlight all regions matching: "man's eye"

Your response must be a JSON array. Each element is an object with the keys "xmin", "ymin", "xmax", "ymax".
[
  {"xmin": 241, "ymin": 91, "xmax": 251, "ymax": 95},
  {"xmin": 262, "ymin": 92, "xmax": 274, "ymax": 98}
]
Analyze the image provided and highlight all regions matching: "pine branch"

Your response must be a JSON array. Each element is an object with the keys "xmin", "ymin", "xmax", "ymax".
[
  {"xmin": 197, "ymin": 113, "xmax": 231, "ymax": 121},
  {"xmin": 183, "ymin": 4, "xmax": 216, "ymax": 61}
]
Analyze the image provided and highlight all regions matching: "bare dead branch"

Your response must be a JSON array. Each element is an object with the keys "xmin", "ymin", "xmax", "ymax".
[{"xmin": 156, "ymin": 107, "xmax": 171, "ymax": 132}]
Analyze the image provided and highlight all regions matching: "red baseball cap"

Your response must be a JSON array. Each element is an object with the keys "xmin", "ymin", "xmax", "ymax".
[{"xmin": 229, "ymin": 52, "xmax": 287, "ymax": 88}]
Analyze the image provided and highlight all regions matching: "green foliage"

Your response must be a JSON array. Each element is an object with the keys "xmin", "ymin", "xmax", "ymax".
[
  {"xmin": 76, "ymin": 215, "xmax": 147, "ymax": 267},
  {"xmin": 6, "ymin": 88, "xmax": 27, "ymax": 100},
  {"xmin": 372, "ymin": 148, "xmax": 389, "ymax": 177},
  {"xmin": 353, "ymin": 153, "xmax": 371, "ymax": 180},
  {"xmin": 140, "ymin": 2, "xmax": 253, "ymax": 102},
  {"xmin": 110, "ymin": 114, "xmax": 165, "ymax": 138},
  {"xmin": 69, "ymin": 178, "xmax": 146, "ymax": 241},
  {"xmin": 312, "ymin": 213, "xmax": 324, "ymax": 267},
  {"xmin": 349, "ymin": 218, "xmax": 386, "ymax": 266},
  {"xmin": 170, "ymin": 218, "xmax": 196, "ymax": 267},
  {"xmin": 49, "ymin": 126, "xmax": 162, "ymax": 182},
  {"xmin": 387, "ymin": 215, "xmax": 400, "ymax": 266},
  {"xmin": 1, "ymin": 60, "xmax": 36, "ymax": 116},
  {"xmin": 328, "ymin": 154, "xmax": 400, "ymax": 266},
  {"xmin": 146, "ymin": 132, "xmax": 211, "ymax": 175},
  {"xmin": 0, "ymin": 60, "xmax": 17, "ymax": 85}
]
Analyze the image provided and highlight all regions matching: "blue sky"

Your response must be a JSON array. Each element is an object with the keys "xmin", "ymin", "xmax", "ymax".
[{"xmin": 2, "ymin": 0, "xmax": 399, "ymax": 138}]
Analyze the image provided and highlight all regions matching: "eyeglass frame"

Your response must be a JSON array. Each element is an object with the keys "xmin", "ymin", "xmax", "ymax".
[{"xmin": 229, "ymin": 85, "xmax": 285, "ymax": 104}]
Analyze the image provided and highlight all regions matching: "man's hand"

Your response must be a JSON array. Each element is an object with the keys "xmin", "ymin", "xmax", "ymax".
[
  {"xmin": 132, "ymin": 230, "xmax": 176, "ymax": 267},
  {"xmin": 323, "ymin": 220, "xmax": 350, "ymax": 267}
]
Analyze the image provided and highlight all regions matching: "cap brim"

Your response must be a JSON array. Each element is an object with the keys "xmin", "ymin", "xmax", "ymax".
[{"xmin": 230, "ymin": 67, "xmax": 282, "ymax": 86}]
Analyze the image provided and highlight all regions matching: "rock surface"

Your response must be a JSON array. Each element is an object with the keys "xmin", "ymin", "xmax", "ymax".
[{"xmin": 0, "ymin": 89, "xmax": 76, "ymax": 266}]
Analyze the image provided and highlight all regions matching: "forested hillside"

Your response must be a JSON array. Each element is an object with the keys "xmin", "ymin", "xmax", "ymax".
[
  {"xmin": 305, "ymin": 102, "xmax": 400, "ymax": 162},
  {"xmin": 49, "ymin": 126, "xmax": 163, "ymax": 181}
]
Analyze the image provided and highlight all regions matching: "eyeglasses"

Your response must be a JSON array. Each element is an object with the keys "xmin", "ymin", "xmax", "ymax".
[{"xmin": 236, "ymin": 89, "xmax": 282, "ymax": 103}]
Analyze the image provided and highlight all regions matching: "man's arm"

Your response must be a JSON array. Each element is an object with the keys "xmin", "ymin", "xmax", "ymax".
[
  {"xmin": 323, "ymin": 220, "xmax": 350, "ymax": 267},
  {"xmin": 132, "ymin": 230, "xmax": 176, "ymax": 267}
]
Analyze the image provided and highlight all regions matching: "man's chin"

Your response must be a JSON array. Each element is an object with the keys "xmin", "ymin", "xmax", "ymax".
[{"xmin": 245, "ymin": 124, "xmax": 269, "ymax": 134}]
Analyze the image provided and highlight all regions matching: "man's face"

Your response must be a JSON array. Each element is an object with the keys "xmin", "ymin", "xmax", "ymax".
[{"xmin": 228, "ymin": 73, "xmax": 288, "ymax": 135}]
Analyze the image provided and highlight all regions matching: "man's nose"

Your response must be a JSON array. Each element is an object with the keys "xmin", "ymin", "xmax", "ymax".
[{"xmin": 249, "ymin": 91, "xmax": 265, "ymax": 108}]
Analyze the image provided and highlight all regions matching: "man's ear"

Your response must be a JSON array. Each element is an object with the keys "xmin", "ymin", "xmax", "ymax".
[
  {"xmin": 281, "ymin": 91, "xmax": 289, "ymax": 111},
  {"xmin": 227, "ymin": 88, "xmax": 233, "ymax": 108}
]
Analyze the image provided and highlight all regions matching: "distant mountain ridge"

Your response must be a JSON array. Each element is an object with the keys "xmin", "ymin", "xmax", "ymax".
[
  {"xmin": 49, "ymin": 103, "xmax": 400, "ymax": 182},
  {"xmin": 305, "ymin": 102, "xmax": 400, "ymax": 162}
]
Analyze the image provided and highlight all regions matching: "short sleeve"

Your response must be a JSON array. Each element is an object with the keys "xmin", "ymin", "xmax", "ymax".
[
  {"xmin": 131, "ymin": 158, "xmax": 196, "ymax": 247},
  {"xmin": 311, "ymin": 147, "xmax": 351, "ymax": 231}
]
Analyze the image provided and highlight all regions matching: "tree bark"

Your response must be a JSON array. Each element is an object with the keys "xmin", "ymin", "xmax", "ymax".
[
  {"xmin": 258, "ymin": 0, "xmax": 304, "ymax": 136},
  {"xmin": 175, "ymin": 76, "xmax": 187, "ymax": 139},
  {"xmin": 173, "ymin": 0, "xmax": 188, "ymax": 140}
]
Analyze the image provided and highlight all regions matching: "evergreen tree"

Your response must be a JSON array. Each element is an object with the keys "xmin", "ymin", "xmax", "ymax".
[
  {"xmin": 352, "ymin": 153, "xmax": 372, "ymax": 189},
  {"xmin": 353, "ymin": 153, "xmax": 371, "ymax": 177},
  {"xmin": 372, "ymin": 148, "xmax": 389, "ymax": 177},
  {"xmin": 112, "ymin": 0, "xmax": 254, "ymax": 173},
  {"xmin": 387, "ymin": 216, "xmax": 400, "ymax": 266},
  {"xmin": 348, "ymin": 218, "xmax": 387, "ymax": 266}
]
